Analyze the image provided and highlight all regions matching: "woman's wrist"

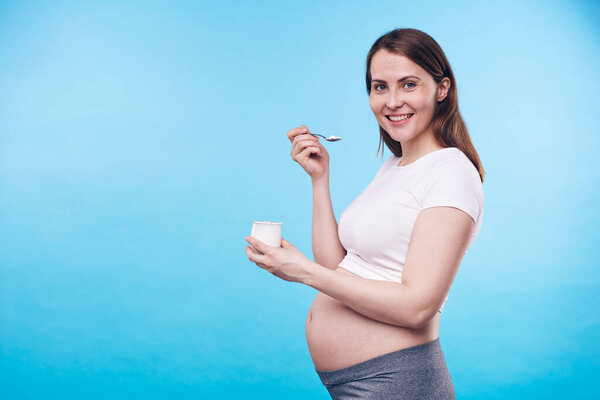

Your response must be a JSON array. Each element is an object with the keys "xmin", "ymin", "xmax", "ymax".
[
  {"xmin": 311, "ymin": 172, "xmax": 330, "ymax": 187},
  {"xmin": 301, "ymin": 259, "xmax": 325, "ymax": 287}
]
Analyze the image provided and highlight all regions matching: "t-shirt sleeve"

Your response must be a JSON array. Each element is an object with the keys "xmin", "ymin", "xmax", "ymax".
[{"xmin": 420, "ymin": 158, "xmax": 483, "ymax": 223}]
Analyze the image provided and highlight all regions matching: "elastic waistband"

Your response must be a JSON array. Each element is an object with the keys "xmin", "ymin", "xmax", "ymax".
[{"xmin": 315, "ymin": 337, "xmax": 445, "ymax": 387}]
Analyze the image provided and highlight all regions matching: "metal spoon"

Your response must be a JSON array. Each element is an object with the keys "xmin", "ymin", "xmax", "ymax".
[{"xmin": 309, "ymin": 133, "xmax": 342, "ymax": 142}]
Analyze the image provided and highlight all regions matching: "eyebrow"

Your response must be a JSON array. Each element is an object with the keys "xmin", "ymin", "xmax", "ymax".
[{"xmin": 372, "ymin": 75, "xmax": 422, "ymax": 83}]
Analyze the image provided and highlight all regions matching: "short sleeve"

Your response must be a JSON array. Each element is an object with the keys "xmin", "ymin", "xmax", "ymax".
[{"xmin": 420, "ymin": 158, "xmax": 483, "ymax": 223}]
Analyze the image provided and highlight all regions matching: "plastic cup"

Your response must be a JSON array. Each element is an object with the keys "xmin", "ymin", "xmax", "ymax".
[{"xmin": 250, "ymin": 221, "xmax": 283, "ymax": 254}]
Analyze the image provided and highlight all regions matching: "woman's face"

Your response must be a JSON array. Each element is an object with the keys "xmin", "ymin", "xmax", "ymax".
[{"xmin": 368, "ymin": 49, "xmax": 449, "ymax": 144}]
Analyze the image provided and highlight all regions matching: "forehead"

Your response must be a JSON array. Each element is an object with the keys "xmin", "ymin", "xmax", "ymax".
[{"xmin": 370, "ymin": 50, "xmax": 429, "ymax": 80}]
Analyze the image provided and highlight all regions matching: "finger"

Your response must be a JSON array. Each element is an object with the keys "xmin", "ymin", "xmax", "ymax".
[
  {"xmin": 246, "ymin": 246, "xmax": 266, "ymax": 264},
  {"xmin": 297, "ymin": 138, "xmax": 320, "ymax": 148},
  {"xmin": 297, "ymin": 146, "xmax": 320, "ymax": 160},
  {"xmin": 246, "ymin": 247, "xmax": 269, "ymax": 271},
  {"xmin": 287, "ymin": 126, "xmax": 312, "ymax": 143},
  {"xmin": 287, "ymin": 125, "xmax": 308, "ymax": 140},
  {"xmin": 245, "ymin": 236, "xmax": 272, "ymax": 255},
  {"xmin": 258, "ymin": 262, "xmax": 269, "ymax": 271},
  {"xmin": 291, "ymin": 135, "xmax": 318, "ymax": 158},
  {"xmin": 292, "ymin": 138, "xmax": 321, "ymax": 158},
  {"xmin": 293, "ymin": 134, "xmax": 319, "ymax": 146},
  {"xmin": 251, "ymin": 258, "xmax": 269, "ymax": 272}
]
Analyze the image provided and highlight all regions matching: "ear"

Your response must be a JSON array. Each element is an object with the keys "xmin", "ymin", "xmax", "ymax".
[{"xmin": 437, "ymin": 77, "xmax": 451, "ymax": 102}]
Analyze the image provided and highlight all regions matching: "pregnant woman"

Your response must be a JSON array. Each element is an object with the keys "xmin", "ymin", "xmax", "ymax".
[{"xmin": 245, "ymin": 28, "xmax": 485, "ymax": 399}]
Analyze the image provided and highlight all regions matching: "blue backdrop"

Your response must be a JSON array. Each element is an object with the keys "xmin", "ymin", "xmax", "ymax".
[{"xmin": 1, "ymin": 0, "xmax": 598, "ymax": 398}]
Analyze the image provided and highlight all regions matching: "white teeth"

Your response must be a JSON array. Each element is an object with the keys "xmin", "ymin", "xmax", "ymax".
[{"xmin": 389, "ymin": 114, "xmax": 413, "ymax": 122}]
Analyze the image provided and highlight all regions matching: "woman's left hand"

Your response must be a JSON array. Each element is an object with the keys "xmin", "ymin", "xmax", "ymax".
[{"xmin": 244, "ymin": 236, "xmax": 313, "ymax": 284}]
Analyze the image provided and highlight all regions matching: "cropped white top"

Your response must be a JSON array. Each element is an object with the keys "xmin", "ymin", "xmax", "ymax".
[{"xmin": 337, "ymin": 147, "xmax": 484, "ymax": 314}]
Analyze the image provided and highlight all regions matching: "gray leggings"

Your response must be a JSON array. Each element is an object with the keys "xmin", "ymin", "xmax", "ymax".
[{"xmin": 315, "ymin": 337, "xmax": 455, "ymax": 399}]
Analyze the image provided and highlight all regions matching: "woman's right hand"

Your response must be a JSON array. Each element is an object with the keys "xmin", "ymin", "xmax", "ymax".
[{"xmin": 287, "ymin": 125, "xmax": 330, "ymax": 180}]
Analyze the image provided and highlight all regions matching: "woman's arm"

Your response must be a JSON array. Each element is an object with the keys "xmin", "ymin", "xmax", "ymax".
[
  {"xmin": 311, "ymin": 173, "xmax": 347, "ymax": 270},
  {"xmin": 302, "ymin": 206, "xmax": 475, "ymax": 329},
  {"xmin": 286, "ymin": 125, "xmax": 345, "ymax": 270},
  {"xmin": 303, "ymin": 265, "xmax": 420, "ymax": 327}
]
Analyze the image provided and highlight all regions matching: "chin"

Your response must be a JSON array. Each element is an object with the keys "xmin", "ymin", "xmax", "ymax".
[{"xmin": 385, "ymin": 129, "xmax": 415, "ymax": 142}]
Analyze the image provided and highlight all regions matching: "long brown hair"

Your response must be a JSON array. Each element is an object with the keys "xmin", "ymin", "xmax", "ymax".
[{"xmin": 366, "ymin": 28, "xmax": 485, "ymax": 183}]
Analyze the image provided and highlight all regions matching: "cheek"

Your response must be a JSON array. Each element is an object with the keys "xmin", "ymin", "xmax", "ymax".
[
  {"xmin": 368, "ymin": 98, "xmax": 375, "ymax": 115},
  {"xmin": 369, "ymin": 96, "xmax": 382, "ymax": 114},
  {"xmin": 417, "ymin": 91, "xmax": 437, "ymax": 110},
  {"xmin": 411, "ymin": 96, "xmax": 433, "ymax": 114}
]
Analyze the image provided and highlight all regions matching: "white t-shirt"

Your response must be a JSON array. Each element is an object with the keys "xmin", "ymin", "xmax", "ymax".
[{"xmin": 337, "ymin": 147, "xmax": 484, "ymax": 314}]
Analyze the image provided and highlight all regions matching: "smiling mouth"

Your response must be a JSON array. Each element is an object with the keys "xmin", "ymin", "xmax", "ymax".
[{"xmin": 386, "ymin": 113, "xmax": 414, "ymax": 122}]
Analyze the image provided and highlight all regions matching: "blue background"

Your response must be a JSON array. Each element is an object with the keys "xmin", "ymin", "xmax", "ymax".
[{"xmin": 1, "ymin": 0, "xmax": 598, "ymax": 398}]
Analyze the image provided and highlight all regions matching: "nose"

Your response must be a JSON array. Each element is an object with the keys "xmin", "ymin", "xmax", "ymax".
[{"xmin": 386, "ymin": 89, "xmax": 404, "ymax": 110}]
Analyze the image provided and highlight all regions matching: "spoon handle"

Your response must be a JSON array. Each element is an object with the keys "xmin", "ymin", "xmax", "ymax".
[{"xmin": 309, "ymin": 133, "xmax": 326, "ymax": 139}]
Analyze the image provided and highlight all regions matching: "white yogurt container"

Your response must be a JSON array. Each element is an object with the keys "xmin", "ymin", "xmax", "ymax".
[{"xmin": 250, "ymin": 221, "xmax": 283, "ymax": 252}]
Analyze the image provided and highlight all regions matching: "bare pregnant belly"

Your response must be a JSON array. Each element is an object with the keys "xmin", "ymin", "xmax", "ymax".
[{"xmin": 305, "ymin": 267, "xmax": 440, "ymax": 371}]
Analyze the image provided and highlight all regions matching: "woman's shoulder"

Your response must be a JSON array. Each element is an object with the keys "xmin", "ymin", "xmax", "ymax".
[
  {"xmin": 418, "ymin": 148, "xmax": 484, "ymax": 220},
  {"xmin": 426, "ymin": 148, "xmax": 480, "ymax": 181}
]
